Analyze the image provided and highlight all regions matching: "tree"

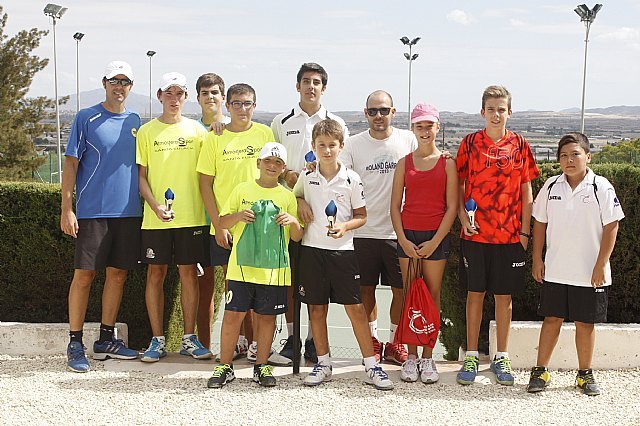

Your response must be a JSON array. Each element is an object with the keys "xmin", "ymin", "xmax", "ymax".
[
  {"xmin": 0, "ymin": 6, "xmax": 58, "ymax": 179},
  {"xmin": 593, "ymin": 139, "xmax": 640, "ymax": 165}
]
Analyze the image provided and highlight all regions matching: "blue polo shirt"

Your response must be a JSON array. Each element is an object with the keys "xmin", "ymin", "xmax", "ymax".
[{"xmin": 65, "ymin": 103, "xmax": 142, "ymax": 219}]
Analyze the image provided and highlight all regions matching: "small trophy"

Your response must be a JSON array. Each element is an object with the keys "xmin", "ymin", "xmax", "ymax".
[
  {"xmin": 325, "ymin": 200, "xmax": 338, "ymax": 236},
  {"xmin": 304, "ymin": 150, "xmax": 316, "ymax": 164},
  {"xmin": 164, "ymin": 188, "xmax": 175, "ymax": 220},
  {"xmin": 464, "ymin": 197, "xmax": 477, "ymax": 230}
]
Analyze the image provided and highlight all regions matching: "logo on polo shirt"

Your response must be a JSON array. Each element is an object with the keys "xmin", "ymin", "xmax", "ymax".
[
  {"xmin": 309, "ymin": 180, "xmax": 320, "ymax": 186},
  {"xmin": 286, "ymin": 130, "xmax": 300, "ymax": 136},
  {"xmin": 549, "ymin": 195, "xmax": 561, "ymax": 200},
  {"xmin": 614, "ymin": 196, "xmax": 620, "ymax": 207}
]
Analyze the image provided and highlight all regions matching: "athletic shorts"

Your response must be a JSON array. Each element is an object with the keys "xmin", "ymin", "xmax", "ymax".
[
  {"xmin": 459, "ymin": 239, "xmax": 526, "ymax": 295},
  {"xmin": 75, "ymin": 217, "xmax": 142, "ymax": 270},
  {"xmin": 288, "ymin": 240, "xmax": 301, "ymax": 282},
  {"xmin": 210, "ymin": 235, "xmax": 231, "ymax": 266},
  {"xmin": 296, "ymin": 246, "xmax": 361, "ymax": 305},
  {"xmin": 538, "ymin": 281, "xmax": 608, "ymax": 324},
  {"xmin": 141, "ymin": 226, "xmax": 208, "ymax": 265},
  {"xmin": 225, "ymin": 280, "xmax": 288, "ymax": 315},
  {"xmin": 354, "ymin": 238, "xmax": 402, "ymax": 288},
  {"xmin": 397, "ymin": 230, "xmax": 451, "ymax": 260}
]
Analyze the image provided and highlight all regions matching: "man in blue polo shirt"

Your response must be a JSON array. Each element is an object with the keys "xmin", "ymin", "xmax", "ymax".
[{"xmin": 61, "ymin": 61, "xmax": 142, "ymax": 372}]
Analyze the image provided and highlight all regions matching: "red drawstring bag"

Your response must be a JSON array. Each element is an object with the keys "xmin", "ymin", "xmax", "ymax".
[{"xmin": 394, "ymin": 259, "xmax": 440, "ymax": 348}]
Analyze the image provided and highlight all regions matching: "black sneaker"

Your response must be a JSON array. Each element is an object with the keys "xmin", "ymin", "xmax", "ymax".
[
  {"xmin": 576, "ymin": 369, "xmax": 601, "ymax": 396},
  {"xmin": 279, "ymin": 335, "xmax": 301, "ymax": 361},
  {"xmin": 304, "ymin": 338, "xmax": 318, "ymax": 363},
  {"xmin": 526, "ymin": 366, "xmax": 551, "ymax": 393},
  {"xmin": 207, "ymin": 364, "xmax": 235, "ymax": 389},
  {"xmin": 253, "ymin": 363, "xmax": 277, "ymax": 387}
]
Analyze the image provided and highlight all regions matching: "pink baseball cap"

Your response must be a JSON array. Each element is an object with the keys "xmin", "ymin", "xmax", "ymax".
[{"xmin": 411, "ymin": 103, "xmax": 440, "ymax": 124}]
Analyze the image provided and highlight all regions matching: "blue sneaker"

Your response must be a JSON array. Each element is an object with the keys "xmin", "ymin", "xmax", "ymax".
[
  {"xmin": 93, "ymin": 338, "xmax": 138, "ymax": 361},
  {"xmin": 180, "ymin": 334, "xmax": 213, "ymax": 359},
  {"xmin": 304, "ymin": 338, "xmax": 318, "ymax": 363},
  {"xmin": 67, "ymin": 341, "xmax": 90, "ymax": 373},
  {"xmin": 456, "ymin": 355, "xmax": 479, "ymax": 385},
  {"xmin": 491, "ymin": 356, "xmax": 514, "ymax": 386},
  {"xmin": 141, "ymin": 337, "xmax": 167, "ymax": 363}
]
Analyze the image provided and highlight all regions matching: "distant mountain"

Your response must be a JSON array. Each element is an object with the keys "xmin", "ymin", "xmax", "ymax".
[
  {"xmin": 61, "ymin": 89, "xmax": 203, "ymax": 115},
  {"xmin": 560, "ymin": 105, "xmax": 640, "ymax": 115}
]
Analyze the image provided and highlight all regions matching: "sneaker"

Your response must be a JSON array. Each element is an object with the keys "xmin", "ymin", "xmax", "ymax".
[
  {"xmin": 304, "ymin": 338, "xmax": 318, "ymax": 363},
  {"xmin": 180, "ymin": 335, "xmax": 213, "ymax": 359},
  {"xmin": 141, "ymin": 337, "xmax": 167, "ymax": 363},
  {"xmin": 364, "ymin": 365, "xmax": 394, "ymax": 390},
  {"xmin": 67, "ymin": 341, "xmax": 90, "ymax": 373},
  {"xmin": 419, "ymin": 358, "xmax": 439, "ymax": 384},
  {"xmin": 400, "ymin": 357, "xmax": 419, "ymax": 383},
  {"xmin": 253, "ymin": 364, "xmax": 277, "ymax": 387},
  {"xmin": 304, "ymin": 363, "xmax": 333, "ymax": 386},
  {"xmin": 527, "ymin": 366, "xmax": 551, "ymax": 393},
  {"xmin": 456, "ymin": 355, "xmax": 479, "ymax": 385},
  {"xmin": 247, "ymin": 342, "xmax": 293, "ymax": 366},
  {"xmin": 370, "ymin": 336, "xmax": 383, "ymax": 363},
  {"xmin": 233, "ymin": 337, "xmax": 249, "ymax": 360},
  {"xmin": 490, "ymin": 356, "xmax": 514, "ymax": 386},
  {"xmin": 576, "ymin": 369, "xmax": 601, "ymax": 396},
  {"xmin": 207, "ymin": 364, "xmax": 235, "ymax": 389},
  {"xmin": 279, "ymin": 335, "xmax": 301, "ymax": 362},
  {"xmin": 383, "ymin": 342, "xmax": 408, "ymax": 365},
  {"xmin": 92, "ymin": 338, "xmax": 138, "ymax": 361}
]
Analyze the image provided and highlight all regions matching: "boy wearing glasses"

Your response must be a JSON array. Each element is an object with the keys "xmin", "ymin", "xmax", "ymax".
[
  {"xmin": 271, "ymin": 62, "xmax": 349, "ymax": 363},
  {"xmin": 62, "ymin": 61, "xmax": 142, "ymax": 372},
  {"xmin": 136, "ymin": 72, "xmax": 212, "ymax": 362},
  {"xmin": 338, "ymin": 90, "xmax": 416, "ymax": 365}
]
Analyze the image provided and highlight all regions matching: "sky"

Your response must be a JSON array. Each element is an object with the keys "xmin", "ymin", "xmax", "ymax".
[{"xmin": 3, "ymin": 0, "xmax": 640, "ymax": 113}]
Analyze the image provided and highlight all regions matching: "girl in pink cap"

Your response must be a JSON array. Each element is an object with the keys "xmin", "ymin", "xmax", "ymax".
[{"xmin": 390, "ymin": 103, "xmax": 458, "ymax": 384}]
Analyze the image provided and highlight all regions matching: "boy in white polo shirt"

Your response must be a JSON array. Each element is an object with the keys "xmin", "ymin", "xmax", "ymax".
[
  {"xmin": 527, "ymin": 132, "xmax": 624, "ymax": 396},
  {"xmin": 294, "ymin": 119, "xmax": 394, "ymax": 391}
]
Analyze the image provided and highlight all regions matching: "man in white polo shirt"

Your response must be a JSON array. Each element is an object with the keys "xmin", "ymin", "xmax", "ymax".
[{"xmin": 340, "ymin": 90, "xmax": 416, "ymax": 364}]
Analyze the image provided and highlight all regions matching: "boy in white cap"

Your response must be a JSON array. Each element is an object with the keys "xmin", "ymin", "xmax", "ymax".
[
  {"xmin": 61, "ymin": 60, "xmax": 141, "ymax": 372},
  {"xmin": 136, "ymin": 72, "xmax": 212, "ymax": 362},
  {"xmin": 207, "ymin": 142, "xmax": 302, "ymax": 388}
]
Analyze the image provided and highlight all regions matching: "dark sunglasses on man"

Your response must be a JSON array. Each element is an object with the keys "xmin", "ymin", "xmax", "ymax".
[
  {"xmin": 105, "ymin": 77, "xmax": 133, "ymax": 87},
  {"xmin": 366, "ymin": 107, "xmax": 392, "ymax": 117}
]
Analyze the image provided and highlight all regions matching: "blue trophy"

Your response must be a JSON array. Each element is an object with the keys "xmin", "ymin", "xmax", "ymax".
[
  {"xmin": 464, "ymin": 197, "xmax": 477, "ymax": 230},
  {"xmin": 304, "ymin": 150, "xmax": 316, "ymax": 164},
  {"xmin": 325, "ymin": 200, "xmax": 338, "ymax": 236},
  {"xmin": 164, "ymin": 188, "xmax": 175, "ymax": 220}
]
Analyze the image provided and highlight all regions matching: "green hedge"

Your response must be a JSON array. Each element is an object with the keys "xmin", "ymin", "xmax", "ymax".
[
  {"xmin": 440, "ymin": 163, "xmax": 640, "ymax": 360},
  {"xmin": 0, "ymin": 182, "xmax": 224, "ymax": 350}
]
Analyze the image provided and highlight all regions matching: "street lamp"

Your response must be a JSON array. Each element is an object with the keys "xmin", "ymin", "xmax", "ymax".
[
  {"xmin": 43, "ymin": 3, "xmax": 67, "ymax": 184},
  {"xmin": 400, "ymin": 36, "xmax": 420, "ymax": 129},
  {"xmin": 73, "ymin": 32, "xmax": 84, "ymax": 113},
  {"xmin": 146, "ymin": 50, "xmax": 156, "ymax": 120},
  {"xmin": 574, "ymin": 4, "xmax": 603, "ymax": 134}
]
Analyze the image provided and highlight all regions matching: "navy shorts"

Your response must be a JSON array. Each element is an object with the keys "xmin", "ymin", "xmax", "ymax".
[
  {"xmin": 141, "ymin": 226, "xmax": 208, "ymax": 265},
  {"xmin": 538, "ymin": 281, "xmax": 608, "ymax": 324},
  {"xmin": 225, "ymin": 280, "xmax": 288, "ymax": 315},
  {"xmin": 397, "ymin": 230, "xmax": 451, "ymax": 260},
  {"xmin": 354, "ymin": 238, "xmax": 402, "ymax": 288},
  {"xmin": 210, "ymin": 235, "xmax": 232, "ymax": 266},
  {"xmin": 75, "ymin": 217, "xmax": 142, "ymax": 270},
  {"xmin": 459, "ymin": 240, "xmax": 526, "ymax": 295}
]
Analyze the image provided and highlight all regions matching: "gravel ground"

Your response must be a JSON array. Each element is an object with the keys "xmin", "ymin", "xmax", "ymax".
[{"xmin": 1, "ymin": 354, "xmax": 639, "ymax": 425}]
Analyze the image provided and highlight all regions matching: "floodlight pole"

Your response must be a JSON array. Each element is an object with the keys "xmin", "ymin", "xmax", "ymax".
[
  {"xmin": 73, "ymin": 32, "xmax": 84, "ymax": 113},
  {"xmin": 576, "ymin": 4, "xmax": 603, "ymax": 134},
  {"xmin": 146, "ymin": 51, "xmax": 156, "ymax": 120},
  {"xmin": 401, "ymin": 36, "xmax": 420, "ymax": 129}
]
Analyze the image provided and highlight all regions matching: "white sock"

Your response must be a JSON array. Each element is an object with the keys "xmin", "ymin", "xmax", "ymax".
[
  {"xmin": 495, "ymin": 351, "xmax": 509, "ymax": 360},
  {"xmin": 317, "ymin": 353, "xmax": 331, "ymax": 366},
  {"xmin": 466, "ymin": 350, "xmax": 480, "ymax": 359},
  {"xmin": 369, "ymin": 320, "xmax": 378, "ymax": 339},
  {"xmin": 408, "ymin": 354, "xmax": 418, "ymax": 361},
  {"xmin": 363, "ymin": 356, "xmax": 377, "ymax": 370},
  {"xmin": 389, "ymin": 323, "xmax": 398, "ymax": 343},
  {"xmin": 251, "ymin": 340, "xmax": 257, "ymax": 349},
  {"xmin": 182, "ymin": 333, "xmax": 195, "ymax": 340},
  {"xmin": 286, "ymin": 322, "xmax": 294, "ymax": 337},
  {"xmin": 237, "ymin": 335, "xmax": 245, "ymax": 345},
  {"xmin": 153, "ymin": 335, "xmax": 166, "ymax": 345}
]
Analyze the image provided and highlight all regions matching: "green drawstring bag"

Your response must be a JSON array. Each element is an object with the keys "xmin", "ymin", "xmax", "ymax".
[{"xmin": 236, "ymin": 199, "xmax": 289, "ymax": 269}]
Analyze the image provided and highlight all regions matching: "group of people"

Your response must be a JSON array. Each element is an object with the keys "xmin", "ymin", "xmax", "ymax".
[{"xmin": 61, "ymin": 59, "xmax": 624, "ymax": 396}]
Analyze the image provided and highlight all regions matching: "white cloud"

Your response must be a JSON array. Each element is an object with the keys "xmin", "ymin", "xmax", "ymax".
[
  {"xmin": 509, "ymin": 19, "xmax": 527, "ymax": 28},
  {"xmin": 446, "ymin": 9, "xmax": 476, "ymax": 25},
  {"xmin": 598, "ymin": 27, "xmax": 640, "ymax": 42}
]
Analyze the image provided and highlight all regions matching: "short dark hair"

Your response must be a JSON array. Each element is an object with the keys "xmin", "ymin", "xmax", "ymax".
[
  {"xmin": 557, "ymin": 132, "xmax": 590, "ymax": 160},
  {"xmin": 312, "ymin": 119, "xmax": 344, "ymax": 145},
  {"xmin": 196, "ymin": 73, "xmax": 225, "ymax": 96},
  {"xmin": 296, "ymin": 63, "xmax": 328, "ymax": 86},
  {"xmin": 226, "ymin": 83, "xmax": 256, "ymax": 102}
]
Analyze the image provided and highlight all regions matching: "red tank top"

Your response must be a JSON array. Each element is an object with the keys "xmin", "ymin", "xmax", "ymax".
[{"xmin": 401, "ymin": 154, "xmax": 447, "ymax": 231}]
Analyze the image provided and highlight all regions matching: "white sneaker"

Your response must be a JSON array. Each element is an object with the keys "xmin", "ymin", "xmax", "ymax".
[
  {"xmin": 400, "ymin": 357, "xmax": 419, "ymax": 382},
  {"xmin": 304, "ymin": 363, "xmax": 333, "ymax": 386},
  {"xmin": 215, "ymin": 337, "xmax": 249, "ymax": 362},
  {"xmin": 364, "ymin": 366, "xmax": 394, "ymax": 390},
  {"xmin": 247, "ymin": 342, "xmax": 293, "ymax": 366},
  {"xmin": 247, "ymin": 342, "xmax": 258, "ymax": 363},
  {"xmin": 419, "ymin": 358, "xmax": 439, "ymax": 384}
]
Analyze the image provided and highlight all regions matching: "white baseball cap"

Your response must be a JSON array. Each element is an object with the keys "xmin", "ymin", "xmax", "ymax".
[
  {"xmin": 104, "ymin": 61, "xmax": 134, "ymax": 81},
  {"xmin": 158, "ymin": 72, "xmax": 188, "ymax": 92},
  {"xmin": 259, "ymin": 142, "xmax": 288, "ymax": 164}
]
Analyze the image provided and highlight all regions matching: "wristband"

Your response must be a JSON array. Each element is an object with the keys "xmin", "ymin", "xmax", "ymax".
[{"xmin": 520, "ymin": 231, "xmax": 531, "ymax": 239}]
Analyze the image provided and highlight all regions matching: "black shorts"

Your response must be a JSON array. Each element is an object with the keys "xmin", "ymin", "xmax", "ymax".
[
  {"xmin": 354, "ymin": 238, "xmax": 402, "ymax": 288},
  {"xmin": 538, "ymin": 281, "xmax": 608, "ymax": 324},
  {"xmin": 75, "ymin": 217, "xmax": 142, "ymax": 270},
  {"xmin": 296, "ymin": 246, "xmax": 361, "ymax": 305},
  {"xmin": 141, "ymin": 226, "xmax": 208, "ymax": 265},
  {"xmin": 397, "ymin": 230, "xmax": 451, "ymax": 260},
  {"xmin": 459, "ymin": 240, "xmax": 526, "ymax": 295},
  {"xmin": 288, "ymin": 240, "xmax": 301, "ymax": 283},
  {"xmin": 210, "ymin": 235, "xmax": 231, "ymax": 266},
  {"xmin": 225, "ymin": 280, "xmax": 288, "ymax": 315}
]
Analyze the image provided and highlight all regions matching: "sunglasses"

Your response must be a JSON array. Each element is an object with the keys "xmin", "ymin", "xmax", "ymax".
[
  {"xmin": 366, "ymin": 107, "xmax": 392, "ymax": 117},
  {"xmin": 229, "ymin": 100, "xmax": 255, "ymax": 110},
  {"xmin": 106, "ymin": 78, "xmax": 133, "ymax": 87}
]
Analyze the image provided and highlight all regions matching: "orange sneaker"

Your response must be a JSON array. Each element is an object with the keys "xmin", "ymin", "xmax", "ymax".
[{"xmin": 383, "ymin": 342, "xmax": 408, "ymax": 365}]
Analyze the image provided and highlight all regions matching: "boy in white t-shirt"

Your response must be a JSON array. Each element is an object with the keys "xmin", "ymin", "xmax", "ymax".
[
  {"xmin": 527, "ymin": 132, "xmax": 624, "ymax": 396},
  {"xmin": 294, "ymin": 119, "xmax": 394, "ymax": 390}
]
